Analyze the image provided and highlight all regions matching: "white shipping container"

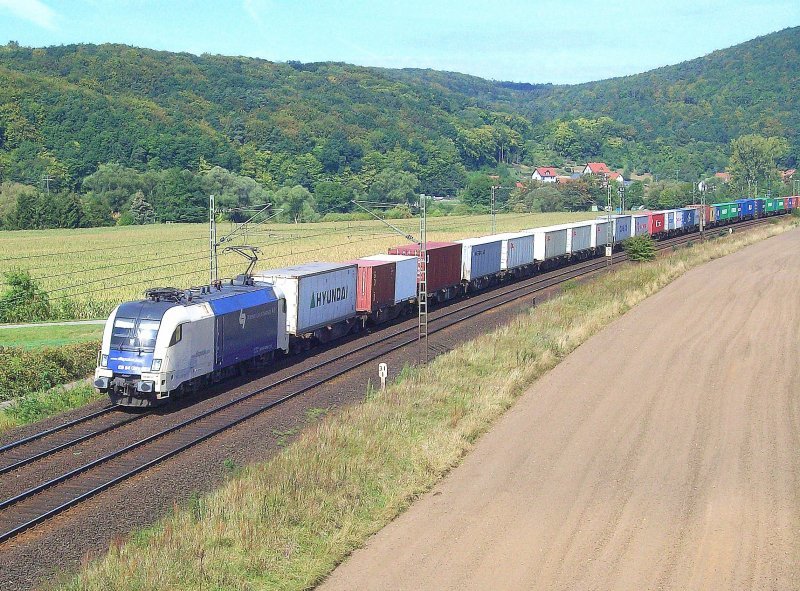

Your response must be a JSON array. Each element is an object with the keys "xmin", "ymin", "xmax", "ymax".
[
  {"xmin": 457, "ymin": 237, "xmax": 503, "ymax": 281},
  {"xmin": 664, "ymin": 210, "xmax": 676, "ymax": 230},
  {"xmin": 674, "ymin": 209, "xmax": 684, "ymax": 229},
  {"xmin": 253, "ymin": 262, "xmax": 357, "ymax": 334},
  {"xmin": 566, "ymin": 222, "xmax": 592, "ymax": 253},
  {"xmin": 493, "ymin": 232, "xmax": 535, "ymax": 270},
  {"xmin": 632, "ymin": 214, "xmax": 649, "ymax": 236},
  {"xmin": 591, "ymin": 221, "xmax": 610, "ymax": 247},
  {"xmin": 361, "ymin": 254, "xmax": 418, "ymax": 304},
  {"xmin": 530, "ymin": 226, "xmax": 568, "ymax": 261},
  {"xmin": 536, "ymin": 222, "xmax": 590, "ymax": 254}
]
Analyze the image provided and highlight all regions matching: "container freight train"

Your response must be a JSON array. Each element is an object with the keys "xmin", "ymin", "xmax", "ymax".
[{"xmin": 95, "ymin": 199, "xmax": 797, "ymax": 407}]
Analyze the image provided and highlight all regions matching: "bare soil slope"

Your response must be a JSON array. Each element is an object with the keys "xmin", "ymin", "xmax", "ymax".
[{"xmin": 321, "ymin": 229, "xmax": 800, "ymax": 591}]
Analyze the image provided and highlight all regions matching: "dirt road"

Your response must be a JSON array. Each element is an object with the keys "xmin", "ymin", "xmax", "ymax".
[{"xmin": 320, "ymin": 229, "xmax": 800, "ymax": 590}]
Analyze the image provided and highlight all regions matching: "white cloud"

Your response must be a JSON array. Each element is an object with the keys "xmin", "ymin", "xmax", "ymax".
[{"xmin": 0, "ymin": 0, "xmax": 57, "ymax": 30}]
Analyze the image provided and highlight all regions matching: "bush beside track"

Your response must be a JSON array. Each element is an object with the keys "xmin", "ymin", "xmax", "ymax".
[
  {"xmin": 54, "ymin": 217, "xmax": 800, "ymax": 591},
  {"xmin": 0, "ymin": 342, "xmax": 100, "ymax": 434}
]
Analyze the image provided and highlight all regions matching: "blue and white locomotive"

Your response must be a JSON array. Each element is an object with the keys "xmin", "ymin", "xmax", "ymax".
[{"xmin": 94, "ymin": 280, "xmax": 288, "ymax": 407}]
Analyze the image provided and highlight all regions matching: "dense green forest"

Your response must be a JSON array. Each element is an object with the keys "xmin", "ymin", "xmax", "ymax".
[{"xmin": 0, "ymin": 26, "xmax": 797, "ymax": 228}]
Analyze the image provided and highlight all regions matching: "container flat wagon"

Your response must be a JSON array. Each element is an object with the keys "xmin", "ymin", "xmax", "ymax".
[
  {"xmin": 349, "ymin": 258, "xmax": 397, "ymax": 324},
  {"xmin": 529, "ymin": 226, "xmax": 568, "ymax": 267},
  {"xmin": 647, "ymin": 212, "xmax": 666, "ymax": 235},
  {"xmin": 567, "ymin": 223, "xmax": 592, "ymax": 256},
  {"xmin": 493, "ymin": 232, "xmax": 535, "ymax": 276},
  {"xmin": 387, "ymin": 241, "xmax": 462, "ymax": 302},
  {"xmin": 680, "ymin": 207, "xmax": 697, "ymax": 229},
  {"xmin": 253, "ymin": 262, "xmax": 358, "ymax": 348},
  {"xmin": 632, "ymin": 214, "xmax": 650, "ymax": 236},
  {"xmin": 664, "ymin": 210, "xmax": 676, "ymax": 232},
  {"xmin": 537, "ymin": 223, "xmax": 591, "ymax": 257},
  {"xmin": 737, "ymin": 199, "xmax": 756, "ymax": 219},
  {"xmin": 602, "ymin": 215, "xmax": 631, "ymax": 241},
  {"xmin": 457, "ymin": 237, "xmax": 503, "ymax": 290},
  {"xmin": 674, "ymin": 210, "xmax": 684, "ymax": 231},
  {"xmin": 361, "ymin": 254, "xmax": 418, "ymax": 305},
  {"xmin": 590, "ymin": 220, "xmax": 610, "ymax": 248}
]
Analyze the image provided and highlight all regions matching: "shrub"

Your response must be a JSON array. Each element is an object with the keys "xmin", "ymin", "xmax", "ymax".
[
  {"xmin": 0, "ymin": 270, "xmax": 51, "ymax": 323},
  {"xmin": 622, "ymin": 234, "xmax": 657, "ymax": 261},
  {"xmin": 0, "ymin": 340, "xmax": 99, "ymax": 402}
]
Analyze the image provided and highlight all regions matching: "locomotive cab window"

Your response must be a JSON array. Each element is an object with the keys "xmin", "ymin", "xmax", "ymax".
[
  {"xmin": 169, "ymin": 324, "xmax": 183, "ymax": 347},
  {"xmin": 110, "ymin": 318, "xmax": 136, "ymax": 348},
  {"xmin": 137, "ymin": 320, "xmax": 160, "ymax": 351}
]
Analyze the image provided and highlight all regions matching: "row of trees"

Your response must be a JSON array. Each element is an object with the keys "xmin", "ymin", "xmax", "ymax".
[{"xmin": 0, "ymin": 132, "xmax": 793, "ymax": 229}]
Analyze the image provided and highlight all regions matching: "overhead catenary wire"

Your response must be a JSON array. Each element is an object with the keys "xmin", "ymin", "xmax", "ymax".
[{"xmin": 0, "ymin": 208, "xmax": 572, "ymax": 308}]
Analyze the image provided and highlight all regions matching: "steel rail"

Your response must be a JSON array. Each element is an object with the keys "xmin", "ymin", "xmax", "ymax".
[{"xmin": 0, "ymin": 406, "xmax": 118, "ymax": 454}]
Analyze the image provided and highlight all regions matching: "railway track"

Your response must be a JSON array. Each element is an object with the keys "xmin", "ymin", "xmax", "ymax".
[{"xmin": 0, "ymin": 216, "xmax": 775, "ymax": 545}]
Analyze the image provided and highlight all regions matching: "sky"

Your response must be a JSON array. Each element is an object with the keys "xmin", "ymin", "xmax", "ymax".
[{"xmin": 0, "ymin": 0, "xmax": 798, "ymax": 84}]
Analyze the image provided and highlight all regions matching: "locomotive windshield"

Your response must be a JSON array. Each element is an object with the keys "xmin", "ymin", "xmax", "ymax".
[{"xmin": 110, "ymin": 317, "xmax": 160, "ymax": 351}]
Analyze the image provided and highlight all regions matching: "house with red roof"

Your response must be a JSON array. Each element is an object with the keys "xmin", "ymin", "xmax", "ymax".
[
  {"xmin": 531, "ymin": 167, "xmax": 558, "ymax": 183},
  {"xmin": 714, "ymin": 172, "xmax": 731, "ymax": 183},
  {"xmin": 582, "ymin": 162, "xmax": 612, "ymax": 176}
]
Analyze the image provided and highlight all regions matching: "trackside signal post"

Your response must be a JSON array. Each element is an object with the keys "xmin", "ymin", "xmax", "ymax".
[
  {"xmin": 418, "ymin": 194, "xmax": 428, "ymax": 364},
  {"xmin": 209, "ymin": 194, "xmax": 218, "ymax": 282}
]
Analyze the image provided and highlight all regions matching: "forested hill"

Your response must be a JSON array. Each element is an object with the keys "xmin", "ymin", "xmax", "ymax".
[
  {"xmin": 385, "ymin": 27, "xmax": 800, "ymax": 170},
  {"xmin": 0, "ymin": 27, "xmax": 797, "ymax": 226},
  {"xmin": 528, "ymin": 25, "xmax": 800, "ymax": 148}
]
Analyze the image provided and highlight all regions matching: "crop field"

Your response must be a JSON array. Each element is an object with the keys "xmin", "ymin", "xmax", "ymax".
[{"xmin": 0, "ymin": 211, "xmax": 598, "ymax": 320}]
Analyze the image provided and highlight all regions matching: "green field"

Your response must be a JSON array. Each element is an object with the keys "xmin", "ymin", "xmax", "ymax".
[
  {"xmin": 0, "ymin": 212, "xmax": 598, "ymax": 320},
  {"xmin": 0, "ymin": 323, "xmax": 104, "ymax": 348}
]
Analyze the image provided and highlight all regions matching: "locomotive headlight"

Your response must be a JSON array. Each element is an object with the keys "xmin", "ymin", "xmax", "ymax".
[
  {"xmin": 151, "ymin": 359, "xmax": 163, "ymax": 372},
  {"xmin": 101, "ymin": 354, "xmax": 108, "ymax": 367}
]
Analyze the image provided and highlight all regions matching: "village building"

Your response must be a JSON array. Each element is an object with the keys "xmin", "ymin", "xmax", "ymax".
[
  {"xmin": 531, "ymin": 167, "xmax": 558, "ymax": 183},
  {"xmin": 582, "ymin": 162, "xmax": 612, "ymax": 176}
]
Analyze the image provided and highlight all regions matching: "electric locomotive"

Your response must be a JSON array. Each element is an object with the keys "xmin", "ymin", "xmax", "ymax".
[{"xmin": 94, "ymin": 279, "xmax": 288, "ymax": 407}]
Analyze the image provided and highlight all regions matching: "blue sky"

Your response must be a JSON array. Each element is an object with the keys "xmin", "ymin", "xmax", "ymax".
[{"xmin": 0, "ymin": 0, "xmax": 798, "ymax": 84}]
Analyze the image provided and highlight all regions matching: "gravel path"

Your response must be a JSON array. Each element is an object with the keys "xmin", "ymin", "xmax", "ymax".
[{"xmin": 320, "ymin": 228, "xmax": 800, "ymax": 591}]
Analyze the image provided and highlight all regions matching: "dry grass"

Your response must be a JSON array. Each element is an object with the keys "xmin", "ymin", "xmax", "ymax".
[
  {"xmin": 55, "ymin": 219, "xmax": 798, "ymax": 591},
  {"xmin": 0, "ymin": 212, "xmax": 597, "ymax": 319}
]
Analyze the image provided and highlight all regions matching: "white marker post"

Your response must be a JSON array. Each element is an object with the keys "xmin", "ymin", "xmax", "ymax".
[{"xmin": 378, "ymin": 363, "xmax": 388, "ymax": 391}]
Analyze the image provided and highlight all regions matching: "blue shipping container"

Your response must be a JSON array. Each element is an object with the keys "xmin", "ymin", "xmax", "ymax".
[
  {"xmin": 736, "ymin": 199, "xmax": 755, "ymax": 217},
  {"xmin": 681, "ymin": 208, "xmax": 697, "ymax": 227}
]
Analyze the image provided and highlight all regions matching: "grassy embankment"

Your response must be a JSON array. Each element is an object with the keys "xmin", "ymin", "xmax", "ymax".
[
  {"xmin": 0, "ymin": 212, "xmax": 596, "ymax": 320},
  {"xmin": 55, "ymin": 217, "xmax": 799, "ymax": 590}
]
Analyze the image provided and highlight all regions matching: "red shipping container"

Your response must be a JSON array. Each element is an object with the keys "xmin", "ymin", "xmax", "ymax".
[
  {"xmin": 784, "ymin": 197, "xmax": 790, "ymax": 210},
  {"xmin": 648, "ymin": 212, "xmax": 665, "ymax": 234},
  {"xmin": 349, "ymin": 259, "xmax": 396, "ymax": 313},
  {"xmin": 387, "ymin": 241, "xmax": 462, "ymax": 293}
]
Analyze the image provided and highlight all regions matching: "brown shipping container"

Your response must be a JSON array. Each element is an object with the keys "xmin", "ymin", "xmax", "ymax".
[
  {"xmin": 387, "ymin": 241, "xmax": 462, "ymax": 293},
  {"xmin": 350, "ymin": 259, "xmax": 396, "ymax": 312}
]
